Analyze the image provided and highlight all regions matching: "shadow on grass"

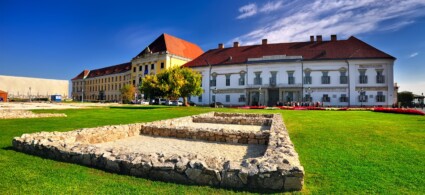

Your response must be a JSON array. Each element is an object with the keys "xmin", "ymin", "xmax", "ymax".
[
  {"xmin": 1, "ymin": 146, "xmax": 14, "ymax": 151},
  {"xmin": 109, "ymin": 106, "xmax": 164, "ymax": 110}
]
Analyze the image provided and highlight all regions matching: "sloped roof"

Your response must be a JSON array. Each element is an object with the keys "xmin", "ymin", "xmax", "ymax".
[
  {"xmin": 135, "ymin": 33, "xmax": 203, "ymax": 59},
  {"xmin": 86, "ymin": 62, "xmax": 131, "ymax": 78},
  {"xmin": 0, "ymin": 90, "xmax": 7, "ymax": 94},
  {"xmin": 72, "ymin": 62, "xmax": 131, "ymax": 80},
  {"xmin": 71, "ymin": 70, "xmax": 90, "ymax": 80},
  {"xmin": 183, "ymin": 36, "xmax": 395, "ymax": 67}
]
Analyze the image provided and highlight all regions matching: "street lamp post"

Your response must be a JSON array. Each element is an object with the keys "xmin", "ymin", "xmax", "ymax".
[
  {"xmin": 258, "ymin": 87, "xmax": 262, "ymax": 106},
  {"xmin": 212, "ymin": 87, "xmax": 217, "ymax": 107},
  {"xmin": 29, "ymin": 87, "xmax": 32, "ymax": 102},
  {"xmin": 359, "ymin": 87, "xmax": 364, "ymax": 107},
  {"xmin": 307, "ymin": 87, "xmax": 312, "ymax": 106}
]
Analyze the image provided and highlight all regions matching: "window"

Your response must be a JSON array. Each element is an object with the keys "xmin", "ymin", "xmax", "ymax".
[
  {"xmin": 322, "ymin": 94, "xmax": 330, "ymax": 102},
  {"xmin": 340, "ymin": 94, "xmax": 348, "ymax": 102},
  {"xmin": 198, "ymin": 95, "xmax": 202, "ymax": 102},
  {"xmin": 139, "ymin": 77, "xmax": 142, "ymax": 85},
  {"xmin": 144, "ymin": 65, "xmax": 148, "ymax": 75},
  {"xmin": 270, "ymin": 71, "xmax": 277, "ymax": 86},
  {"xmin": 200, "ymin": 76, "xmax": 203, "ymax": 87},
  {"xmin": 304, "ymin": 71, "xmax": 312, "ymax": 84},
  {"xmin": 139, "ymin": 66, "xmax": 142, "ymax": 71},
  {"xmin": 225, "ymin": 95, "xmax": 230, "ymax": 102},
  {"xmin": 376, "ymin": 70, "xmax": 385, "ymax": 83},
  {"xmin": 359, "ymin": 91, "xmax": 368, "ymax": 102},
  {"xmin": 151, "ymin": 64, "xmax": 154, "ymax": 70},
  {"xmin": 287, "ymin": 71, "xmax": 295, "ymax": 85},
  {"xmin": 161, "ymin": 62, "xmax": 164, "ymax": 69},
  {"xmin": 212, "ymin": 95, "xmax": 215, "ymax": 102},
  {"xmin": 239, "ymin": 73, "xmax": 245, "ymax": 85},
  {"xmin": 210, "ymin": 75, "xmax": 217, "ymax": 86},
  {"xmin": 376, "ymin": 92, "xmax": 385, "ymax": 102},
  {"xmin": 254, "ymin": 72, "xmax": 262, "ymax": 85},
  {"xmin": 321, "ymin": 71, "xmax": 330, "ymax": 84},
  {"xmin": 225, "ymin": 74, "xmax": 231, "ymax": 86},
  {"xmin": 340, "ymin": 71, "xmax": 348, "ymax": 84},
  {"xmin": 359, "ymin": 69, "xmax": 368, "ymax": 84},
  {"xmin": 239, "ymin": 95, "xmax": 246, "ymax": 102},
  {"xmin": 304, "ymin": 94, "xmax": 312, "ymax": 102},
  {"xmin": 133, "ymin": 67, "xmax": 136, "ymax": 72}
]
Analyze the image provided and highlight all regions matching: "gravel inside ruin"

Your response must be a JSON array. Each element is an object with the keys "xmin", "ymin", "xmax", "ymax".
[
  {"xmin": 93, "ymin": 135, "xmax": 268, "ymax": 162},
  {"xmin": 174, "ymin": 122, "xmax": 270, "ymax": 133}
]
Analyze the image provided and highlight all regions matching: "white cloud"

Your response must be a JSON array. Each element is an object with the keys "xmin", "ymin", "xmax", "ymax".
[
  {"xmin": 237, "ymin": 3, "xmax": 258, "ymax": 19},
  {"xmin": 409, "ymin": 52, "xmax": 419, "ymax": 58},
  {"xmin": 237, "ymin": 1, "xmax": 284, "ymax": 19},
  {"xmin": 233, "ymin": 0, "xmax": 425, "ymax": 45},
  {"xmin": 260, "ymin": 1, "xmax": 284, "ymax": 13}
]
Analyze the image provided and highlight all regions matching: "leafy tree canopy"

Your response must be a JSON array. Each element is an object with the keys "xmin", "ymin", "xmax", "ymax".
[
  {"xmin": 140, "ymin": 66, "xmax": 203, "ymax": 106},
  {"xmin": 120, "ymin": 84, "xmax": 136, "ymax": 104}
]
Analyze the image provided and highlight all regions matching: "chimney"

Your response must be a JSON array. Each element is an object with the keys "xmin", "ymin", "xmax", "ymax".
[
  {"xmin": 331, "ymin": 34, "xmax": 337, "ymax": 41},
  {"xmin": 310, "ymin": 36, "xmax": 314, "ymax": 42},
  {"xmin": 233, "ymin": 41, "xmax": 239, "ymax": 48},
  {"xmin": 262, "ymin": 39, "xmax": 268, "ymax": 45},
  {"xmin": 316, "ymin": 35, "xmax": 322, "ymax": 42},
  {"xmin": 218, "ymin": 43, "xmax": 224, "ymax": 49}
]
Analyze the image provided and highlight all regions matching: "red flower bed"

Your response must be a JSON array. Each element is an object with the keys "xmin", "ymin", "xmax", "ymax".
[
  {"xmin": 238, "ymin": 106, "xmax": 266, "ymax": 109},
  {"xmin": 373, "ymin": 107, "xmax": 424, "ymax": 115}
]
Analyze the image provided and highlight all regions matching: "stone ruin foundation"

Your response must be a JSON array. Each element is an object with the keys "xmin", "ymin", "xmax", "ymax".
[{"xmin": 12, "ymin": 112, "xmax": 304, "ymax": 191}]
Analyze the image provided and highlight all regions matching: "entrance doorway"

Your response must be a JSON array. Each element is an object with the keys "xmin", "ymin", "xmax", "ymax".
[{"xmin": 268, "ymin": 89, "xmax": 279, "ymax": 106}]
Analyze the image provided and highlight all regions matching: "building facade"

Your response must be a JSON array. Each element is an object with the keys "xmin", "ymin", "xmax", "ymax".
[
  {"xmin": 0, "ymin": 75, "xmax": 69, "ymax": 100},
  {"xmin": 184, "ymin": 35, "xmax": 396, "ymax": 107},
  {"xmin": 71, "ymin": 33, "xmax": 203, "ymax": 102}
]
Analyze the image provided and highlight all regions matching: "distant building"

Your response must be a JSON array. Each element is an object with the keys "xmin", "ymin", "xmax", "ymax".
[
  {"xmin": 0, "ymin": 75, "xmax": 69, "ymax": 100},
  {"xmin": 71, "ymin": 33, "xmax": 203, "ymax": 102},
  {"xmin": 184, "ymin": 35, "xmax": 396, "ymax": 107}
]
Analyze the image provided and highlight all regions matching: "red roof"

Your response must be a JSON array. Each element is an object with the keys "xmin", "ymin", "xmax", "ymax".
[
  {"xmin": 72, "ymin": 62, "xmax": 131, "ymax": 80},
  {"xmin": 71, "ymin": 70, "xmax": 90, "ymax": 80},
  {"xmin": 183, "ymin": 36, "xmax": 395, "ymax": 67},
  {"xmin": 86, "ymin": 62, "xmax": 131, "ymax": 78},
  {"xmin": 136, "ymin": 33, "xmax": 203, "ymax": 59},
  {"xmin": 0, "ymin": 90, "xmax": 7, "ymax": 94}
]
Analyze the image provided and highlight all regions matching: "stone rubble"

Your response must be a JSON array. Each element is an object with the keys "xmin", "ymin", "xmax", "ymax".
[
  {"xmin": 0, "ymin": 110, "xmax": 67, "ymax": 119},
  {"xmin": 12, "ymin": 112, "xmax": 304, "ymax": 191}
]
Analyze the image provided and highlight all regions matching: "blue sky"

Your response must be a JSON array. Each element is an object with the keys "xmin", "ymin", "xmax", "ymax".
[{"xmin": 1, "ymin": 0, "xmax": 425, "ymax": 94}]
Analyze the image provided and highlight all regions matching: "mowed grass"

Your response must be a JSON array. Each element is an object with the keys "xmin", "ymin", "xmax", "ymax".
[{"xmin": 0, "ymin": 106, "xmax": 424, "ymax": 194}]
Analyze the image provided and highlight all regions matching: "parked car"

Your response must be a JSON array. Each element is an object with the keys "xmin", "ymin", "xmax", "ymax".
[
  {"xmin": 165, "ymin": 100, "xmax": 174, "ymax": 105},
  {"xmin": 151, "ymin": 98, "xmax": 167, "ymax": 105},
  {"xmin": 188, "ymin": 101, "xmax": 196, "ymax": 106},
  {"xmin": 210, "ymin": 102, "xmax": 224, "ymax": 108},
  {"xmin": 171, "ymin": 100, "xmax": 183, "ymax": 106}
]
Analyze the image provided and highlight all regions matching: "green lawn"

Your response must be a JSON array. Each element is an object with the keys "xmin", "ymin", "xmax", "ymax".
[{"xmin": 0, "ymin": 106, "xmax": 424, "ymax": 194}]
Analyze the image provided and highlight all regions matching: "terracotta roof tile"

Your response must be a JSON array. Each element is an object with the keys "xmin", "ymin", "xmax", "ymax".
[
  {"xmin": 136, "ymin": 33, "xmax": 203, "ymax": 59},
  {"xmin": 72, "ymin": 62, "xmax": 131, "ymax": 80},
  {"xmin": 71, "ymin": 70, "xmax": 90, "ymax": 80},
  {"xmin": 183, "ymin": 36, "xmax": 395, "ymax": 68},
  {"xmin": 86, "ymin": 62, "xmax": 131, "ymax": 78}
]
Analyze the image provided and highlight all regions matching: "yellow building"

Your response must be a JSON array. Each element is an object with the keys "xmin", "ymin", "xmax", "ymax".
[
  {"xmin": 71, "ymin": 33, "xmax": 203, "ymax": 102},
  {"xmin": 130, "ymin": 33, "xmax": 203, "ymax": 86}
]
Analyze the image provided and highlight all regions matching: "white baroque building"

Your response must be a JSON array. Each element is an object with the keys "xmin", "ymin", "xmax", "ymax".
[{"xmin": 184, "ymin": 35, "xmax": 396, "ymax": 107}]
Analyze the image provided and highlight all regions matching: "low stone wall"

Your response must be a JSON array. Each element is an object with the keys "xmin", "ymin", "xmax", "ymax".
[
  {"xmin": 140, "ymin": 113, "xmax": 270, "ymax": 145},
  {"xmin": 12, "ymin": 112, "xmax": 304, "ymax": 192}
]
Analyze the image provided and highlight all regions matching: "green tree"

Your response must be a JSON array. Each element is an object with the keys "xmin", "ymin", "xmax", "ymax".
[
  {"xmin": 120, "ymin": 84, "xmax": 136, "ymax": 104},
  {"xmin": 140, "ymin": 67, "xmax": 203, "ymax": 106},
  {"xmin": 397, "ymin": 91, "xmax": 414, "ymax": 107}
]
